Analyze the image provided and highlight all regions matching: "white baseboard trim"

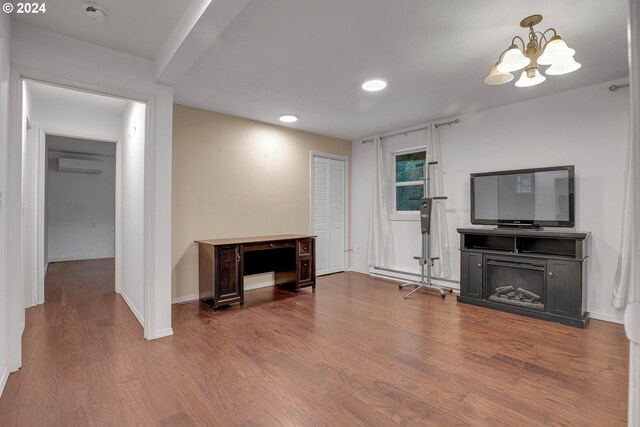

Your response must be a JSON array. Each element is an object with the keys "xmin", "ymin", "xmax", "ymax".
[
  {"xmin": 0, "ymin": 365, "xmax": 8, "ymax": 399},
  {"xmin": 48, "ymin": 254, "xmax": 114, "ymax": 263},
  {"xmin": 244, "ymin": 281, "xmax": 274, "ymax": 291},
  {"xmin": 170, "ymin": 275, "xmax": 275, "ymax": 305},
  {"xmin": 244, "ymin": 273, "xmax": 275, "ymax": 291},
  {"xmin": 119, "ymin": 291, "xmax": 144, "ymax": 327},
  {"xmin": 590, "ymin": 311, "xmax": 625, "ymax": 325},
  {"xmin": 172, "ymin": 294, "xmax": 199, "ymax": 304},
  {"xmin": 21, "ymin": 321, "xmax": 25, "ymax": 335},
  {"xmin": 152, "ymin": 328, "xmax": 174, "ymax": 339}
]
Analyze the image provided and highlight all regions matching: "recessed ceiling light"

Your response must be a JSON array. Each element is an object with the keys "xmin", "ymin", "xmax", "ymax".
[
  {"xmin": 279, "ymin": 114, "xmax": 298, "ymax": 123},
  {"xmin": 362, "ymin": 79, "xmax": 387, "ymax": 92}
]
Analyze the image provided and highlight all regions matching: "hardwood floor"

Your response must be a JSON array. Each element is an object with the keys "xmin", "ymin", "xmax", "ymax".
[{"xmin": 0, "ymin": 259, "xmax": 629, "ymax": 426}]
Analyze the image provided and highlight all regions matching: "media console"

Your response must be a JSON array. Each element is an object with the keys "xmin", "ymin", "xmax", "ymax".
[{"xmin": 457, "ymin": 228, "xmax": 590, "ymax": 328}]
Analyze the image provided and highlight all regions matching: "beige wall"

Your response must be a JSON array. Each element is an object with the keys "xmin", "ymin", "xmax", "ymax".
[{"xmin": 172, "ymin": 104, "xmax": 351, "ymax": 299}]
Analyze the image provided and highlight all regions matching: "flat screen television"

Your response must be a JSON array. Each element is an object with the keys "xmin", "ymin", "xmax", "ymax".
[{"xmin": 470, "ymin": 165, "xmax": 575, "ymax": 228}]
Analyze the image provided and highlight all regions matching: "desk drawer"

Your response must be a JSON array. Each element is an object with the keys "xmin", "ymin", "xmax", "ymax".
[
  {"xmin": 297, "ymin": 239, "xmax": 313, "ymax": 257},
  {"xmin": 243, "ymin": 240, "xmax": 295, "ymax": 252},
  {"xmin": 297, "ymin": 258, "xmax": 313, "ymax": 283}
]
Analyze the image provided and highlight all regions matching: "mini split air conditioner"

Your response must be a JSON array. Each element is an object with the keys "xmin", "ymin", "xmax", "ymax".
[{"xmin": 58, "ymin": 158, "xmax": 103, "ymax": 174}]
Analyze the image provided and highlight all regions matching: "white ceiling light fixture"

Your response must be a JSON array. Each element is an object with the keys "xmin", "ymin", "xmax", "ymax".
[
  {"xmin": 84, "ymin": 3, "xmax": 108, "ymax": 23},
  {"xmin": 486, "ymin": 15, "xmax": 580, "ymax": 88},
  {"xmin": 362, "ymin": 79, "xmax": 387, "ymax": 92},
  {"xmin": 279, "ymin": 114, "xmax": 298, "ymax": 123}
]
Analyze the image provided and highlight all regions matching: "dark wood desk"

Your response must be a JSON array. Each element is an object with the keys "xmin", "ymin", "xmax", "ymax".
[{"xmin": 195, "ymin": 234, "xmax": 316, "ymax": 310}]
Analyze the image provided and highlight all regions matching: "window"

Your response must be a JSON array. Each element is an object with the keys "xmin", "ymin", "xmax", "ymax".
[{"xmin": 394, "ymin": 149, "xmax": 426, "ymax": 211}]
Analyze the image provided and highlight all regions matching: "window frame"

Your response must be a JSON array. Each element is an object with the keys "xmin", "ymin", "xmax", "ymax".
[{"xmin": 391, "ymin": 147, "xmax": 427, "ymax": 219}]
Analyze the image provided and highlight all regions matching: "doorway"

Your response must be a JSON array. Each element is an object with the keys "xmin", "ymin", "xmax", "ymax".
[
  {"xmin": 311, "ymin": 153, "xmax": 348, "ymax": 276},
  {"xmin": 43, "ymin": 135, "xmax": 117, "ymax": 305},
  {"xmin": 21, "ymin": 79, "xmax": 147, "ymax": 328}
]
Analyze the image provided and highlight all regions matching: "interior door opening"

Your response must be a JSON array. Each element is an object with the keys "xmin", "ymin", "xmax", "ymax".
[{"xmin": 21, "ymin": 79, "xmax": 148, "ymax": 335}]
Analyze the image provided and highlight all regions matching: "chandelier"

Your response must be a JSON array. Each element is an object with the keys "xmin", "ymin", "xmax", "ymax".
[{"xmin": 485, "ymin": 14, "xmax": 581, "ymax": 87}]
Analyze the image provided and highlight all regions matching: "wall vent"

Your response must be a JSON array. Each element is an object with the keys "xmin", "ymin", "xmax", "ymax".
[{"xmin": 58, "ymin": 158, "xmax": 103, "ymax": 174}]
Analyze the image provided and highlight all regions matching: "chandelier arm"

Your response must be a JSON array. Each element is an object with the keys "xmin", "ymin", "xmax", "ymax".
[
  {"xmin": 497, "ymin": 48, "xmax": 510, "ymax": 62},
  {"xmin": 539, "ymin": 28, "xmax": 558, "ymax": 49},
  {"xmin": 535, "ymin": 31, "xmax": 549, "ymax": 46},
  {"xmin": 510, "ymin": 36, "xmax": 526, "ymax": 51}
]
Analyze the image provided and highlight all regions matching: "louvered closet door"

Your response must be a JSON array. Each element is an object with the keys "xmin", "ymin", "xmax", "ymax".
[{"xmin": 313, "ymin": 156, "xmax": 345, "ymax": 276}]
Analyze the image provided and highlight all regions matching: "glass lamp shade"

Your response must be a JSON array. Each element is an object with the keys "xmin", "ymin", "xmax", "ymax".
[
  {"xmin": 496, "ymin": 46, "xmax": 531, "ymax": 72},
  {"xmin": 484, "ymin": 63, "xmax": 514, "ymax": 85},
  {"xmin": 515, "ymin": 68, "xmax": 546, "ymax": 87},
  {"xmin": 545, "ymin": 56, "xmax": 581, "ymax": 75},
  {"xmin": 538, "ymin": 37, "xmax": 575, "ymax": 65}
]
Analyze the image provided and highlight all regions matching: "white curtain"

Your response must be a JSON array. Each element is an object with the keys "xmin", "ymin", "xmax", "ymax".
[
  {"xmin": 619, "ymin": 1, "xmax": 640, "ymax": 425},
  {"xmin": 367, "ymin": 137, "xmax": 394, "ymax": 268},
  {"xmin": 612, "ymin": 0, "xmax": 640, "ymax": 309},
  {"xmin": 427, "ymin": 125, "xmax": 452, "ymax": 278}
]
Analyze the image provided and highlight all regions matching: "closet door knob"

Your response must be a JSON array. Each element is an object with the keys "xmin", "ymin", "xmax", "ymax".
[
  {"xmin": 478, "ymin": 263, "xmax": 482, "ymax": 269},
  {"xmin": 548, "ymin": 271, "xmax": 554, "ymax": 278}
]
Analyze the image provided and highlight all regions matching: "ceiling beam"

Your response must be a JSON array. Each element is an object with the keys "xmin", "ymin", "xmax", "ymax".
[{"xmin": 155, "ymin": 0, "xmax": 250, "ymax": 85}]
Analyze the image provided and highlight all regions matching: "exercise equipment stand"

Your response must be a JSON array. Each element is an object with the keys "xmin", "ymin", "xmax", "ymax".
[{"xmin": 399, "ymin": 161, "xmax": 451, "ymax": 299}]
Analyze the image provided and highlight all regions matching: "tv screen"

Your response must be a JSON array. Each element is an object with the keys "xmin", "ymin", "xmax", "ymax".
[{"xmin": 471, "ymin": 165, "xmax": 574, "ymax": 228}]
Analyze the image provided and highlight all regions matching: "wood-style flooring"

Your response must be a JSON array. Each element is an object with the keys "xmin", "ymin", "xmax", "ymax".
[{"xmin": 0, "ymin": 258, "xmax": 629, "ymax": 426}]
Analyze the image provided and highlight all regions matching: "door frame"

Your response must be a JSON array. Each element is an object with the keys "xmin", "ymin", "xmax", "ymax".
[
  {"xmin": 309, "ymin": 151, "xmax": 349, "ymax": 274},
  {"xmin": 34, "ymin": 128, "xmax": 121, "ymax": 305},
  {"xmin": 8, "ymin": 65, "xmax": 159, "ymax": 372}
]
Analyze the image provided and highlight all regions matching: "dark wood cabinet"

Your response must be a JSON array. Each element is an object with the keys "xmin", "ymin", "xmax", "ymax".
[
  {"xmin": 546, "ymin": 260, "xmax": 583, "ymax": 318},
  {"xmin": 461, "ymin": 251, "xmax": 483, "ymax": 299},
  {"xmin": 197, "ymin": 234, "xmax": 316, "ymax": 310},
  {"xmin": 457, "ymin": 228, "xmax": 590, "ymax": 328},
  {"xmin": 215, "ymin": 245, "xmax": 243, "ymax": 308},
  {"xmin": 296, "ymin": 238, "xmax": 315, "ymax": 289}
]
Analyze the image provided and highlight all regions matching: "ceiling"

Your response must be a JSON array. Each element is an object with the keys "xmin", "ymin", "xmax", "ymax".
[
  {"xmin": 172, "ymin": 0, "xmax": 629, "ymax": 140},
  {"xmin": 14, "ymin": 0, "xmax": 630, "ymax": 141},
  {"xmin": 12, "ymin": 0, "xmax": 192, "ymax": 59},
  {"xmin": 47, "ymin": 134, "xmax": 116, "ymax": 156},
  {"xmin": 27, "ymin": 80, "xmax": 130, "ymax": 115}
]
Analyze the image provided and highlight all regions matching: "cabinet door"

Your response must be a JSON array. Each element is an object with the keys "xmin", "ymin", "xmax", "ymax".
[
  {"xmin": 215, "ymin": 245, "xmax": 243, "ymax": 305},
  {"xmin": 546, "ymin": 260, "xmax": 582, "ymax": 318},
  {"xmin": 461, "ymin": 251, "xmax": 483, "ymax": 299}
]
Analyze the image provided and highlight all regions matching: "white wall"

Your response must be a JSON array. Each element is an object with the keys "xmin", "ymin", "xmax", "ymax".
[
  {"xmin": 11, "ymin": 23, "xmax": 173, "ymax": 339},
  {"xmin": 120, "ymin": 102, "xmax": 146, "ymax": 325},
  {"xmin": 46, "ymin": 149, "xmax": 116, "ymax": 262},
  {"xmin": 352, "ymin": 79, "xmax": 630, "ymax": 323},
  {"xmin": 21, "ymin": 82, "xmax": 35, "ymax": 308},
  {"xmin": 0, "ymin": 13, "xmax": 10, "ymax": 397}
]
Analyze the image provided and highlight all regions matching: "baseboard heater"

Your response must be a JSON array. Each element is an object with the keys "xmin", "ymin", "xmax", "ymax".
[{"xmin": 371, "ymin": 266, "xmax": 460, "ymax": 286}]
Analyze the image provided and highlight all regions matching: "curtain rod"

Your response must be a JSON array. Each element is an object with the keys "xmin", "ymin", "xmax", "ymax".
[
  {"xmin": 361, "ymin": 118, "xmax": 460, "ymax": 144},
  {"xmin": 609, "ymin": 83, "xmax": 630, "ymax": 91}
]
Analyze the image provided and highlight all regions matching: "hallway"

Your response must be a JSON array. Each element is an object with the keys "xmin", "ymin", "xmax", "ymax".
[{"xmin": 0, "ymin": 259, "xmax": 142, "ymax": 425}]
